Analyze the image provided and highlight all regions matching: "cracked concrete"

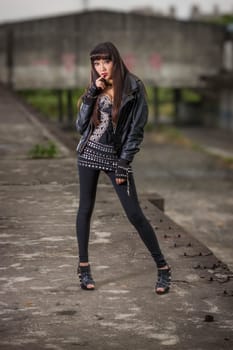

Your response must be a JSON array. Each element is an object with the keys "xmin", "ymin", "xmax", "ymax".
[{"xmin": 0, "ymin": 85, "xmax": 233, "ymax": 349}]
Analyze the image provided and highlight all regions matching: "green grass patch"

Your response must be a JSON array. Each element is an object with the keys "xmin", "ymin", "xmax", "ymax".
[
  {"xmin": 212, "ymin": 154, "xmax": 233, "ymax": 168},
  {"xmin": 182, "ymin": 89, "xmax": 202, "ymax": 103},
  {"xmin": 148, "ymin": 125, "xmax": 197, "ymax": 147},
  {"xmin": 28, "ymin": 141, "xmax": 58, "ymax": 159},
  {"xmin": 157, "ymin": 126, "xmax": 190, "ymax": 144},
  {"xmin": 222, "ymin": 158, "xmax": 233, "ymax": 168},
  {"xmin": 148, "ymin": 126, "xmax": 233, "ymax": 169}
]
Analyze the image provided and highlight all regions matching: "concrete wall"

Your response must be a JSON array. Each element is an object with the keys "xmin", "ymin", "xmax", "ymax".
[
  {"xmin": 0, "ymin": 24, "xmax": 8, "ymax": 83},
  {"xmin": 0, "ymin": 10, "xmax": 226, "ymax": 89}
]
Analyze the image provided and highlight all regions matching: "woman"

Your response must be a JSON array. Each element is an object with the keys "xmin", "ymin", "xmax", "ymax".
[{"xmin": 76, "ymin": 42, "xmax": 171, "ymax": 294}]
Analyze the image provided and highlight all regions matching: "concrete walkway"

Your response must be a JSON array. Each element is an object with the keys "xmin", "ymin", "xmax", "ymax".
[
  {"xmin": 180, "ymin": 127, "xmax": 233, "ymax": 159},
  {"xmin": 0, "ymin": 85, "xmax": 233, "ymax": 350}
]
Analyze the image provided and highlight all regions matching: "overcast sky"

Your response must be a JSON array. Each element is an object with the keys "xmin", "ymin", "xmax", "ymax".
[{"xmin": 0, "ymin": 0, "xmax": 233, "ymax": 23}]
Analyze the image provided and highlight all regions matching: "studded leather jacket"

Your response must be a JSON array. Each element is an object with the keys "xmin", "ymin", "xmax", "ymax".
[{"xmin": 76, "ymin": 73, "xmax": 148, "ymax": 164}]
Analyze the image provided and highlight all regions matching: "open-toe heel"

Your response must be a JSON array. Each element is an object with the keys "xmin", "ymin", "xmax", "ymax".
[
  {"xmin": 155, "ymin": 267, "xmax": 171, "ymax": 295},
  {"xmin": 78, "ymin": 265, "xmax": 95, "ymax": 291}
]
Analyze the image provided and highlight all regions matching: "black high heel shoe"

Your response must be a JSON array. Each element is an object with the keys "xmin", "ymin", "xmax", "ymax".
[
  {"xmin": 78, "ymin": 264, "xmax": 95, "ymax": 291},
  {"xmin": 155, "ymin": 267, "xmax": 171, "ymax": 295}
]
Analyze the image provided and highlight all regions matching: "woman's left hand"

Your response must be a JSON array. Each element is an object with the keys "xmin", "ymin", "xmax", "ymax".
[
  {"xmin": 115, "ymin": 159, "xmax": 130, "ymax": 185},
  {"xmin": 116, "ymin": 178, "xmax": 127, "ymax": 185}
]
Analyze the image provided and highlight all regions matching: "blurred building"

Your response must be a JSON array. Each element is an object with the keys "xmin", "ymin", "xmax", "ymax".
[
  {"xmin": 201, "ymin": 24, "xmax": 233, "ymax": 130},
  {"xmin": 188, "ymin": 5, "xmax": 233, "ymax": 130},
  {"xmin": 189, "ymin": 3, "xmax": 232, "ymax": 22},
  {"xmin": 130, "ymin": 5, "xmax": 177, "ymax": 19},
  {"xmin": 0, "ymin": 9, "xmax": 232, "ymax": 130},
  {"xmin": 130, "ymin": 6, "xmax": 164, "ymax": 17},
  {"xmin": 168, "ymin": 6, "xmax": 177, "ymax": 19},
  {"xmin": 190, "ymin": 5, "xmax": 202, "ymax": 20}
]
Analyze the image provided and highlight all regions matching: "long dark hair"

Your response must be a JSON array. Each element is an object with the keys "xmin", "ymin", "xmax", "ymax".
[{"xmin": 89, "ymin": 42, "xmax": 130, "ymax": 126}]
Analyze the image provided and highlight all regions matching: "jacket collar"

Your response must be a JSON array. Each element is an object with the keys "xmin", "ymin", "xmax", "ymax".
[{"xmin": 122, "ymin": 73, "xmax": 140, "ymax": 98}]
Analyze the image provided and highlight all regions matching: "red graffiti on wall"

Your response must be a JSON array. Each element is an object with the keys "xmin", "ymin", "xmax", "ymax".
[
  {"xmin": 32, "ymin": 59, "xmax": 49, "ymax": 66},
  {"xmin": 62, "ymin": 53, "xmax": 76, "ymax": 72},
  {"xmin": 149, "ymin": 53, "xmax": 162, "ymax": 70}
]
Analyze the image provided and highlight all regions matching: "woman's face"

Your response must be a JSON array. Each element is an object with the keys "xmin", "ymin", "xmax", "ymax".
[{"xmin": 93, "ymin": 58, "xmax": 113, "ymax": 81}]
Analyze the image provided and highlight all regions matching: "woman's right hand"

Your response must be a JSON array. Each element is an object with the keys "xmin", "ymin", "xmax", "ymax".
[{"xmin": 95, "ymin": 77, "xmax": 106, "ymax": 90}]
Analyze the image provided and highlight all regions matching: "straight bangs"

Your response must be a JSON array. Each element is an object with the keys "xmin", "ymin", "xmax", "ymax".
[{"xmin": 90, "ymin": 53, "xmax": 112, "ymax": 62}]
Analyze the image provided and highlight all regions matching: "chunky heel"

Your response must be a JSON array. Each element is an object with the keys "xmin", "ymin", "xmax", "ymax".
[
  {"xmin": 155, "ymin": 267, "xmax": 171, "ymax": 295},
  {"xmin": 78, "ymin": 265, "xmax": 95, "ymax": 291}
]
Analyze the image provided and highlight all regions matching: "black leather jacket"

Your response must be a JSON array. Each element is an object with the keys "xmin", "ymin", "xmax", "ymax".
[{"xmin": 76, "ymin": 73, "xmax": 148, "ymax": 163}]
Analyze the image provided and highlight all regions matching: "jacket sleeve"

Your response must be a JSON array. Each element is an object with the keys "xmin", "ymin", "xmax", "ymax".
[
  {"xmin": 76, "ymin": 85, "xmax": 100, "ymax": 135},
  {"xmin": 120, "ymin": 82, "xmax": 148, "ymax": 163},
  {"xmin": 76, "ymin": 102, "xmax": 94, "ymax": 135}
]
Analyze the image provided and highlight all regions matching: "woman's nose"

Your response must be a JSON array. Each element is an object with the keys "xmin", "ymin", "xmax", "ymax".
[{"xmin": 100, "ymin": 62, "xmax": 106, "ymax": 70}]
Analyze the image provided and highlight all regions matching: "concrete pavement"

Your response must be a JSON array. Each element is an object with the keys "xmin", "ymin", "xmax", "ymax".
[
  {"xmin": 0, "ymin": 85, "xmax": 233, "ymax": 349},
  {"xmin": 180, "ymin": 127, "xmax": 233, "ymax": 160},
  {"xmin": 133, "ymin": 131, "xmax": 233, "ymax": 272}
]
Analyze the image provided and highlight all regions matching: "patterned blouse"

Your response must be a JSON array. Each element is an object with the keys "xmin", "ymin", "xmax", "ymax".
[{"xmin": 78, "ymin": 94, "xmax": 118, "ymax": 171}]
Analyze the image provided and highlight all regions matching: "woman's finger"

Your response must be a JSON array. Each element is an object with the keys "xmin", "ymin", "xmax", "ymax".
[
  {"xmin": 95, "ymin": 77, "xmax": 106, "ymax": 90},
  {"xmin": 116, "ymin": 178, "xmax": 126, "ymax": 185}
]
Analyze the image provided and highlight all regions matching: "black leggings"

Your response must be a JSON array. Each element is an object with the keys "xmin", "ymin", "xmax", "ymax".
[{"xmin": 76, "ymin": 165, "xmax": 167, "ymax": 268}]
